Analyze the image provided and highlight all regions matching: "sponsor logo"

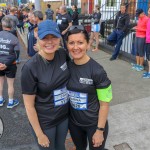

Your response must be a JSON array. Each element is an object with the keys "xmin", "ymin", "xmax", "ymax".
[
  {"xmin": 60, "ymin": 62, "xmax": 67, "ymax": 71},
  {"xmin": 79, "ymin": 78, "xmax": 93, "ymax": 85},
  {"xmin": 0, "ymin": 38, "xmax": 11, "ymax": 44}
]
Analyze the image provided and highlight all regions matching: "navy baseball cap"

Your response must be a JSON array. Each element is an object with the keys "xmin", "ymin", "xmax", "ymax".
[
  {"xmin": 136, "ymin": 9, "xmax": 144, "ymax": 17},
  {"xmin": 38, "ymin": 20, "xmax": 61, "ymax": 39}
]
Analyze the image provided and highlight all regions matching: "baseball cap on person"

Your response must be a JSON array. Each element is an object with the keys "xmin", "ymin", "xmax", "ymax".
[
  {"xmin": 136, "ymin": 9, "xmax": 144, "ymax": 17},
  {"xmin": 38, "ymin": 20, "xmax": 61, "ymax": 40}
]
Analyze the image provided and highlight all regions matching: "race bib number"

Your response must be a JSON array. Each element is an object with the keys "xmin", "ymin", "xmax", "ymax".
[
  {"xmin": 68, "ymin": 91, "xmax": 88, "ymax": 110},
  {"xmin": 53, "ymin": 87, "xmax": 68, "ymax": 107}
]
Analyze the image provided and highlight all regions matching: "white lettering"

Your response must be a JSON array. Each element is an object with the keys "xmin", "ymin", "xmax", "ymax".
[{"xmin": 0, "ymin": 38, "xmax": 11, "ymax": 44}]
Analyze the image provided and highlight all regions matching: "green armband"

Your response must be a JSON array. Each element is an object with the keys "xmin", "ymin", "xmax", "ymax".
[{"xmin": 96, "ymin": 85, "xmax": 112, "ymax": 102}]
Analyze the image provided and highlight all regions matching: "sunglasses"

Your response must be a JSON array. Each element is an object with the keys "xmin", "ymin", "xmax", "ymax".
[{"xmin": 69, "ymin": 25, "xmax": 85, "ymax": 31}]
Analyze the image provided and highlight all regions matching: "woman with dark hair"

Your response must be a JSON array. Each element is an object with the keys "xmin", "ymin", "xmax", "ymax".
[
  {"xmin": 88, "ymin": 5, "xmax": 101, "ymax": 52},
  {"xmin": 71, "ymin": 5, "xmax": 79, "ymax": 25},
  {"xmin": 66, "ymin": 25, "xmax": 112, "ymax": 150}
]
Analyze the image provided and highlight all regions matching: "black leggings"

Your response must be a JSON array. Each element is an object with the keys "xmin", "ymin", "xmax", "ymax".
[
  {"xmin": 69, "ymin": 121, "xmax": 108, "ymax": 150},
  {"xmin": 33, "ymin": 118, "xmax": 68, "ymax": 150},
  {"xmin": 15, "ymin": 50, "xmax": 20, "ymax": 60}
]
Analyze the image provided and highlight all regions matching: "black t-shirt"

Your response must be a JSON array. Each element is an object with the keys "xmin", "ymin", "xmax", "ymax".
[
  {"xmin": 72, "ymin": 11, "xmax": 79, "ymax": 25},
  {"xmin": 57, "ymin": 13, "xmax": 72, "ymax": 33},
  {"xmin": 67, "ymin": 58, "xmax": 111, "ymax": 127},
  {"xmin": 0, "ymin": 30, "xmax": 19, "ymax": 66},
  {"xmin": 93, "ymin": 12, "xmax": 101, "ymax": 24},
  {"xmin": 21, "ymin": 50, "xmax": 70, "ymax": 130}
]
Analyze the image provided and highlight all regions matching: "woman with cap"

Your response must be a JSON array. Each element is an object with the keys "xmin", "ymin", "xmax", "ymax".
[
  {"xmin": 88, "ymin": 5, "xmax": 101, "ymax": 52},
  {"xmin": 132, "ymin": 9, "xmax": 148, "ymax": 71},
  {"xmin": 66, "ymin": 25, "xmax": 112, "ymax": 150},
  {"xmin": 21, "ymin": 20, "xmax": 70, "ymax": 150}
]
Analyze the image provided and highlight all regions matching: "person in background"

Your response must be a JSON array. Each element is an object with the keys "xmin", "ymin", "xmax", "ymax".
[
  {"xmin": 45, "ymin": 4, "xmax": 54, "ymax": 20},
  {"xmin": 55, "ymin": 8, "xmax": 60, "ymax": 22},
  {"xmin": 27, "ymin": 12, "xmax": 37, "ymax": 57},
  {"xmin": 6, "ymin": 7, "xmax": 20, "ymax": 63},
  {"xmin": 57, "ymin": 5, "xmax": 72, "ymax": 50},
  {"xmin": 6, "ymin": 7, "xmax": 19, "ymax": 36},
  {"xmin": 71, "ymin": 5, "xmax": 79, "ymax": 25},
  {"xmin": 33, "ymin": 10, "xmax": 43, "ymax": 25},
  {"xmin": 66, "ymin": 25, "xmax": 112, "ymax": 150},
  {"xmin": 142, "ymin": 7, "xmax": 150, "ymax": 78},
  {"xmin": 22, "ymin": 7, "xmax": 30, "ymax": 27},
  {"xmin": 0, "ymin": 10, "xmax": 5, "ymax": 31},
  {"xmin": 132, "ymin": 9, "xmax": 148, "ymax": 71},
  {"xmin": 0, "ymin": 17, "xmax": 20, "ymax": 108},
  {"xmin": 21, "ymin": 20, "xmax": 70, "ymax": 150},
  {"xmin": 88, "ymin": 5, "xmax": 101, "ymax": 52},
  {"xmin": 31, "ymin": 4, "xmax": 35, "ymax": 11},
  {"xmin": 107, "ymin": 4, "xmax": 130, "ymax": 61},
  {"xmin": 17, "ymin": 9, "xmax": 24, "ymax": 34}
]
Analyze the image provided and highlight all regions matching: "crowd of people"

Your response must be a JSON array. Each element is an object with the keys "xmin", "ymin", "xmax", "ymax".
[
  {"xmin": 0, "ymin": 1, "xmax": 150, "ymax": 150},
  {"xmin": 107, "ymin": 4, "xmax": 150, "ymax": 79},
  {"xmin": 0, "ymin": 3, "xmax": 112, "ymax": 150}
]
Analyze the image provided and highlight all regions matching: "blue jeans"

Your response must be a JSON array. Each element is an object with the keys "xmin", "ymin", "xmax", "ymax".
[{"xmin": 107, "ymin": 29, "xmax": 125, "ymax": 59}]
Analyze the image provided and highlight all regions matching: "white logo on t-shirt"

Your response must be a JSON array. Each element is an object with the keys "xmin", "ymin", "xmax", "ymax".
[
  {"xmin": 60, "ymin": 62, "xmax": 67, "ymax": 71},
  {"xmin": 79, "ymin": 78, "xmax": 93, "ymax": 85}
]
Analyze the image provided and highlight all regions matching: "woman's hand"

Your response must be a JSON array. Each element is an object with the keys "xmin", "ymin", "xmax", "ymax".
[
  {"xmin": 92, "ymin": 130, "xmax": 104, "ymax": 147},
  {"xmin": 37, "ymin": 133, "xmax": 50, "ymax": 148},
  {"xmin": 0, "ymin": 63, "xmax": 7, "ymax": 70}
]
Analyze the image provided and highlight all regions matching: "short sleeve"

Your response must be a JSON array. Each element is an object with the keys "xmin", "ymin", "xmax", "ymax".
[
  {"xmin": 93, "ymin": 66, "xmax": 111, "ymax": 89},
  {"xmin": 21, "ymin": 64, "xmax": 37, "ymax": 95}
]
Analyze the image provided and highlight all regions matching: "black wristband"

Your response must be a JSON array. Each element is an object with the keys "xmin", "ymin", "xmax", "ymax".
[{"xmin": 96, "ymin": 127, "xmax": 105, "ymax": 131}]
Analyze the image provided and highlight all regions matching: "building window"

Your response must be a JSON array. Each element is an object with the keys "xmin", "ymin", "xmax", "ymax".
[{"xmin": 106, "ymin": 0, "xmax": 116, "ymax": 7}]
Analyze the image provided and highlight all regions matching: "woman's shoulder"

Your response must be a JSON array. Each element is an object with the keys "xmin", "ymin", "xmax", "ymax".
[
  {"xmin": 89, "ymin": 58, "xmax": 106, "ymax": 73},
  {"xmin": 23, "ymin": 54, "xmax": 39, "ymax": 68}
]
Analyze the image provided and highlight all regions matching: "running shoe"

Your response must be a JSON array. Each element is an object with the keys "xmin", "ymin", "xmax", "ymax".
[
  {"xmin": 142, "ymin": 72, "xmax": 148, "ymax": 76},
  {"xmin": 0, "ymin": 99, "xmax": 5, "ymax": 106},
  {"xmin": 136, "ymin": 65, "xmax": 144, "ymax": 71},
  {"xmin": 131, "ymin": 63, "xmax": 136, "ymax": 66},
  {"xmin": 7, "ymin": 100, "xmax": 19, "ymax": 109},
  {"xmin": 132, "ymin": 64, "xmax": 138, "ymax": 70},
  {"xmin": 142, "ymin": 73, "xmax": 150, "ymax": 78}
]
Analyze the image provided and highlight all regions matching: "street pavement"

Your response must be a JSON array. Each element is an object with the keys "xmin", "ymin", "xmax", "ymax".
[{"xmin": 0, "ymin": 30, "xmax": 150, "ymax": 150}]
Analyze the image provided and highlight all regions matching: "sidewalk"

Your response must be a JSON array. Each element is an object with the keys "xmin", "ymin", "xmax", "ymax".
[{"xmin": 10, "ymin": 29, "xmax": 150, "ymax": 150}]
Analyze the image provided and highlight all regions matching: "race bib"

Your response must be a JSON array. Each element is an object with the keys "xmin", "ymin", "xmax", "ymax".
[
  {"xmin": 53, "ymin": 87, "xmax": 68, "ymax": 107},
  {"xmin": 68, "ymin": 91, "xmax": 88, "ymax": 110}
]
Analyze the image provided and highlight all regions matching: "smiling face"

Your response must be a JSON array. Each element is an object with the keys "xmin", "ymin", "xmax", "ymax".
[
  {"xmin": 38, "ymin": 34, "xmax": 60, "ymax": 57},
  {"xmin": 67, "ymin": 32, "xmax": 89, "ymax": 60}
]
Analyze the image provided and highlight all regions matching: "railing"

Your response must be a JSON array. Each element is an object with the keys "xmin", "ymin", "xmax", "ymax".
[{"xmin": 100, "ymin": 0, "xmax": 149, "ymax": 57}]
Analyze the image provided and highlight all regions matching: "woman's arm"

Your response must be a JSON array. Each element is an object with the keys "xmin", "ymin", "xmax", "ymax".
[
  {"xmin": 23, "ymin": 94, "xmax": 50, "ymax": 148},
  {"xmin": 92, "ymin": 101, "xmax": 109, "ymax": 147}
]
